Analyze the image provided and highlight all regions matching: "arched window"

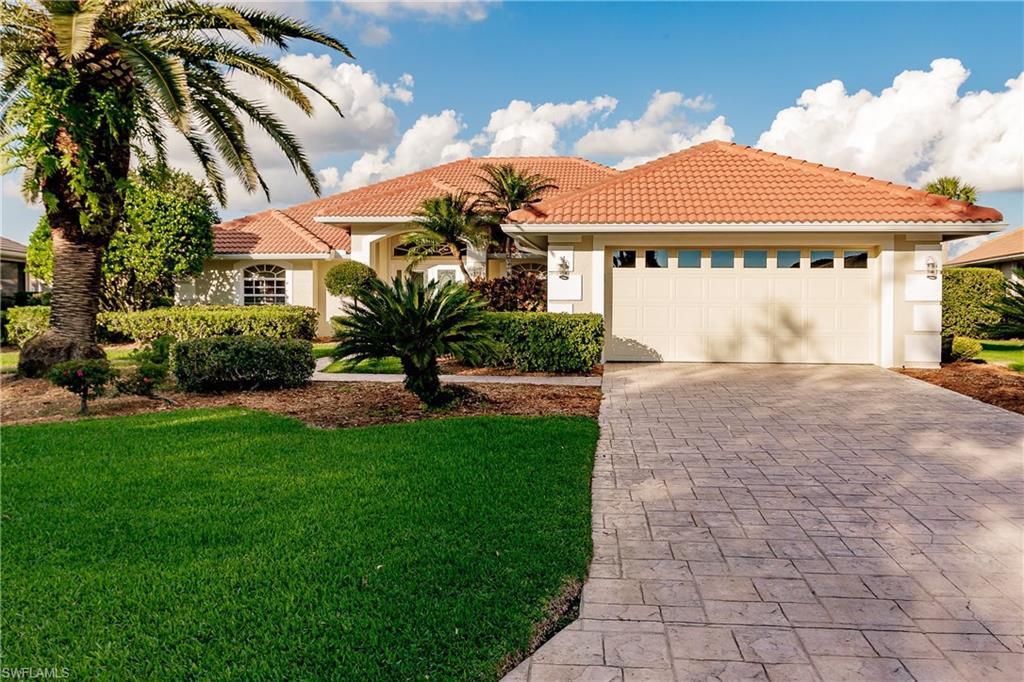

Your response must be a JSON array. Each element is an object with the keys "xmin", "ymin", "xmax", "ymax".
[{"xmin": 242, "ymin": 265, "xmax": 287, "ymax": 305}]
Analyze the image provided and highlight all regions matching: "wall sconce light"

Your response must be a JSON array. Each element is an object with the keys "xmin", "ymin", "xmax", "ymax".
[
  {"xmin": 925, "ymin": 256, "xmax": 938, "ymax": 280},
  {"xmin": 557, "ymin": 256, "xmax": 570, "ymax": 280}
]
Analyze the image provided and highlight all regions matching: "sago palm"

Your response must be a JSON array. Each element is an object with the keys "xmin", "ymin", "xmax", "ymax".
[
  {"xmin": 406, "ymin": 192, "xmax": 491, "ymax": 280},
  {"xmin": 333, "ymin": 275, "xmax": 494, "ymax": 406},
  {"xmin": 923, "ymin": 176, "xmax": 977, "ymax": 205},
  {"xmin": 0, "ymin": 0, "xmax": 351, "ymax": 376},
  {"xmin": 475, "ymin": 163, "xmax": 557, "ymax": 271}
]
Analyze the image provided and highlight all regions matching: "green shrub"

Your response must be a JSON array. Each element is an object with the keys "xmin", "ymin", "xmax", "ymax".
[
  {"xmin": 324, "ymin": 261, "xmax": 377, "ymax": 301},
  {"xmin": 102, "ymin": 305, "xmax": 318, "ymax": 342},
  {"xmin": 173, "ymin": 336, "xmax": 315, "ymax": 392},
  {"xmin": 6, "ymin": 306, "xmax": 51, "ymax": 347},
  {"xmin": 115, "ymin": 336, "xmax": 174, "ymax": 398},
  {"xmin": 467, "ymin": 270, "xmax": 546, "ymax": 312},
  {"xmin": 475, "ymin": 312, "xmax": 604, "ymax": 373},
  {"xmin": 48, "ymin": 359, "xmax": 115, "ymax": 414},
  {"xmin": 943, "ymin": 268, "xmax": 1005, "ymax": 338},
  {"xmin": 950, "ymin": 336, "xmax": 983, "ymax": 361}
]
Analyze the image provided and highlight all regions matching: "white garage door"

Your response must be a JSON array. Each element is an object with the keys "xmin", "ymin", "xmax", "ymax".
[{"xmin": 608, "ymin": 247, "xmax": 876, "ymax": 363}]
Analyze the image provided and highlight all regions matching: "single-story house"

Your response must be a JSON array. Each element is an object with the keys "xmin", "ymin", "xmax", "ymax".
[
  {"xmin": 178, "ymin": 141, "xmax": 1005, "ymax": 367},
  {"xmin": 946, "ymin": 226, "xmax": 1023, "ymax": 282}
]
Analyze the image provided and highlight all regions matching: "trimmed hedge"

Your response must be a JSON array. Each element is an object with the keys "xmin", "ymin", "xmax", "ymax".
[
  {"xmin": 5, "ymin": 305, "xmax": 318, "ymax": 346},
  {"xmin": 476, "ymin": 312, "xmax": 604, "ymax": 373},
  {"xmin": 943, "ymin": 268, "xmax": 1004, "ymax": 339},
  {"xmin": 5, "ymin": 306, "xmax": 51, "ymax": 347},
  {"xmin": 951, "ymin": 336, "xmax": 982, "ymax": 361},
  {"xmin": 172, "ymin": 336, "xmax": 315, "ymax": 392}
]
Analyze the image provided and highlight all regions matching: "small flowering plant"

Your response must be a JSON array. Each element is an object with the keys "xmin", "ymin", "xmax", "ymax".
[{"xmin": 47, "ymin": 359, "xmax": 115, "ymax": 415}]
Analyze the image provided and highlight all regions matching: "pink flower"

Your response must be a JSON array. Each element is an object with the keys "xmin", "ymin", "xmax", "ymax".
[{"xmin": 76, "ymin": 369, "xmax": 84, "ymax": 377}]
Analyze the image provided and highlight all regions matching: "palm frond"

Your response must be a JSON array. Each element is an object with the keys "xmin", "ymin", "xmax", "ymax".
[
  {"xmin": 43, "ymin": 0, "xmax": 106, "ymax": 59},
  {"xmin": 230, "ymin": 6, "xmax": 354, "ymax": 57},
  {"xmin": 106, "ymin": 34, "xmax": 191, "ymax": 132}
]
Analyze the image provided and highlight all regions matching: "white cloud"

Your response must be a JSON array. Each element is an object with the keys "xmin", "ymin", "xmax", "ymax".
[
  {"xmin": 325, "ymin": 110, "xmax": 474, "ymax": 191},
  {"xmin": 340, "ymin": 0, "xmax": 492, "ymax": 22},
  {"xmin": 360, "ymin": 23, "xmax": 391, "ymax": 46},
  {"xmin": 163, "ymin": 53, "xmax": 414, "ymax": 211},
  {"xmin": 757, "ymin": 58, "xmax": 1024, "ymax": 191},
  {"xmin": 481, "ymin": 96, "xmax": 618, "ymax": 156},
  {"xmin": 574, "ymin": 90, "xmax": 734, "ymax": 168}
]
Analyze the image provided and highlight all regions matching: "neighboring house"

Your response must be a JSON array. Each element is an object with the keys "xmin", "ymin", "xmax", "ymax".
[
  {"xmin": 0, "ymin": 236, "xmax": 47, "ymax": 298},
  {"xmin": 179, "ymin": 142, "xmax": 1004, "ymax": 367},
  {"xmin": 945, "ymin": 226, "xmax": 1023, "ymax": 282}
]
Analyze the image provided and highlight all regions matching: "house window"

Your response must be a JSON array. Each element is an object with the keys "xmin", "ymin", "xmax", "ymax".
[
  {"xmin": 242, "ymin": 265, "xmax": 287, "ymax": 305},
  {"xmin": 645, "ymin": 250, "xmax": 669, "ymax": 268},
  {"xmin": 744, "ymin": 250, "xmax": 768, "ymax": 268},
  {"xmin": 711, "ymin": 250, "xmax": 734, "ymax": 268},
  {"xmin": 612, "ymin": 250, "xmax": 636, "ymax": 268},
  {"xmin": 434, "ymin": 268, "xmax": 457, "ymax": 286},
  {"xmin": 777, "ymin": 250, "xmax": 801, "ymax": 269},
  {"xmin": 677, "ymin": 250, "xmax": 701, "ymax": 268},
  {"xmin": 810, "ymin": 250, "xmax": 834, "ymax": 269},
  {"xmin": 844, "ymin": 250, "xmax": 868, "ymax": 268}
]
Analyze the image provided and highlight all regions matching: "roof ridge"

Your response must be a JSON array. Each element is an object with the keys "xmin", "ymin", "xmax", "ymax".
[
  {"xmin": 711, "ymin": 142, "xmax": 981, "ymax": 212},
  {"xmin": 270, "ymin": 210, "xmax": 332, "ymax": 252}
]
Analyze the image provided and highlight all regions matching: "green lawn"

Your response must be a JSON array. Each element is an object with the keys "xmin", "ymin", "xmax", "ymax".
[
  {"xmin": 976, "ymin": 339, "xmax": 1024, "ymax": 370},
  {"xmin": 323, "ymin": 355, "xmax": 403, "ymax": 374},
  {"xmin": 1, "ymin": 342, "xmax": 336, "ymax": 372},
  {"xmin": 2, "ymin": 410, "xmax": 597, "ymax": 679}
]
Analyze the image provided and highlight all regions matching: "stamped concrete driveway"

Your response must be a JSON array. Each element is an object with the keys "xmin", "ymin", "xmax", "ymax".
[{"xmin": 506, "ymin": 364, "xmax": 1024, "ymax": 682}]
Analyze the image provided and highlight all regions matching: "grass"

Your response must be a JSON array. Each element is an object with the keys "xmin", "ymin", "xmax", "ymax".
[
  {"xmin": 323, "ymin": 355, "xmax": 403, "ymax": 374},
  {"xmin": 976, "ymin": 339, "xmax": 1024, "ymax": 369},
  {"xmin": 1, "ymin": 342, "xmax": 336, "ymax": 372},
  {"xmin": 2, "ymin": 409, "xmax": 598, "ymax": 679}
]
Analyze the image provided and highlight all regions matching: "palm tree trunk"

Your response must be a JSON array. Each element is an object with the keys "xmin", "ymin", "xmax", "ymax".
[
  {"xmin": 451, "ymin": 244, "xmax": 472, "ymax": 281},
  {"xmin": 18, "ymin": 223, "xmax": 107, "ymax": 377}
]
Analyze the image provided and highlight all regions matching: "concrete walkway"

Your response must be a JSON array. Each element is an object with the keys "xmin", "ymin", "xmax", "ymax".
[
  {"xmin": 311, "ymin": 357, "xmax": 602, "ymax": 386},
  {"xmin": 506, "ymin": 363, "xmax": 1024, "ymax": 682}
]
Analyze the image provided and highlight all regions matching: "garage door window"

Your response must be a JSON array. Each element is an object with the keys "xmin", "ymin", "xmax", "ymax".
[
  {"xmin": 844, "ymin": 250, "xmax": 868, "ymax": 268},
  {"xmin": 777, "ymin": 250, "xmax": 801, "ymax": 269},
  {"xmin": 645, "ymin": 250, "xmax": 669, "ymax": 268},
  {"xmin": 677, "ymin": 249, "xmax": 701, "ymax": 268},
  {"xmin": 711, "ymin": 250, "xmax": 734, "ymax": 268},
  {"xmin": 744, "ymin": 250, "xmax": 768, "ymax": 268},
  {"xmin": 612, "ymin": 250, "xmax": 636, "ymax": 268},
  {"xmin": 810, "ymin": 250, "xmax": 834, "ymax": 268}
]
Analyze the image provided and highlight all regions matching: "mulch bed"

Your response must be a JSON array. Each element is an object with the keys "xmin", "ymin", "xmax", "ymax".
[
  {"xmin": 439, "ymin": 358, "xmax": 603, "ymax": 377},
  {"xmin": 0, "ymin": 377, "xmax": 602, "ymax": 428},
  {"xmin": 899, "ymin": 362, "xmax": 1024, "ymax": 416}
]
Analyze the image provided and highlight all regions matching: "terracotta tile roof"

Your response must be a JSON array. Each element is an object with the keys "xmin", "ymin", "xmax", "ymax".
[
  {"xmin": 314, "ymin": 156, "xmax": 618, "ymax": 218},
  {"xmin": 508, "ymin": 141, "xmax": 1004, "ymax": 225},
  {"xmin": 213, "ymin": 156, "xmax": 615, "ymax": 255},
  {"xmin": 947, "ymin": 226, "xmax": 1024, "ymax": 266},
  {"xmin": 213, "ymin": 205, "xmax": 350, "ymax": 255}
]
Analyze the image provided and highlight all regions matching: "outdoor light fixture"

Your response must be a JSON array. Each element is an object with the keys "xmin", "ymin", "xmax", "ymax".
[
  {"xmin": 558, "ymin": 256, "xmax": 570, "ymax": 280},
  {"xmin": 925, "ymin": 256, "xmax": 938, "ymax": 280}
]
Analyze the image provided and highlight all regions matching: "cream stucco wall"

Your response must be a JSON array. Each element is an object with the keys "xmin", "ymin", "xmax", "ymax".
[{"xmin": 541, "ymin": 230, "xmax": 948, "ymax": 368}]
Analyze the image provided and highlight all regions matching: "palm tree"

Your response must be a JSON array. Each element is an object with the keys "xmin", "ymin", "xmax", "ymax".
[
  {"xmin": 923, "ymin": 176, "xmax": 978, "ymax": 205},
  {"xmin": 1, "ymin": 0, "xmax": 351, "ymax": 376},
  {"xmin": 405, "ymin": 192, "xmax": 491, "ymax": 280},
  {"xmin": 475, "ymin": 163, "xmax": 557, "ymax": 272},
  {"xmin": 333, "ymin": 276, "xmax": 494, "ymax": 406}
]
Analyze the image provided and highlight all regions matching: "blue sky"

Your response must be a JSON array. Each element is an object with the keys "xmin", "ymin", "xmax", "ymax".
[{"xmin": 2, "ymin": 1, "xmax": 1022, "ymax": 246}]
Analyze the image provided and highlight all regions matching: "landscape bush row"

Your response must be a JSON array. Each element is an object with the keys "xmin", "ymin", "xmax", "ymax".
[
  {"xmin": 942, "ymin": 268, "xmax": 1005, "ymax": 339},
  {"xmin": 6, "ymin": 304, "xmax": 318, "ymax": 347}
]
